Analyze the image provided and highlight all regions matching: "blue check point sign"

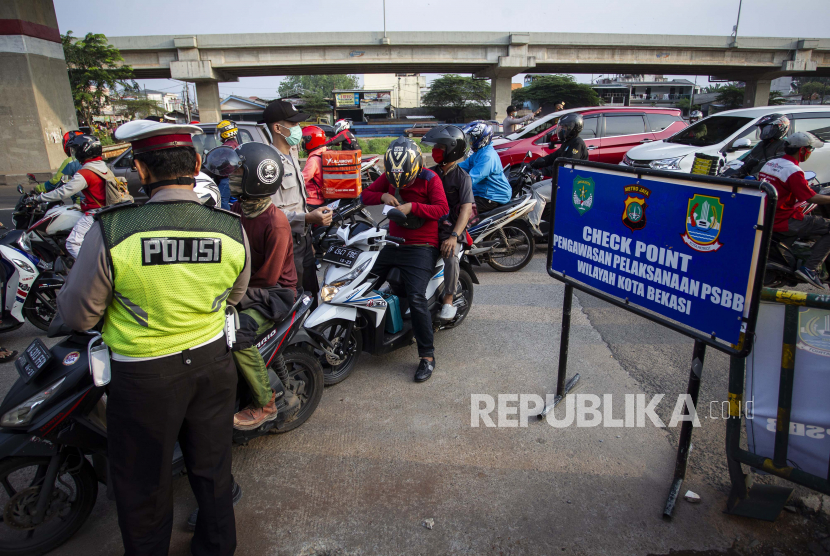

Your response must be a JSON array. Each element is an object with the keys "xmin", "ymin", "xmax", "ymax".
[{"xmin": 548, "ymin": 162, "xmax": 773, "ymax": 352}]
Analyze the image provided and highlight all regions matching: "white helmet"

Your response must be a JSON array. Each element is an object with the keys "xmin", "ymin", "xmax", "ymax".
[
  {"xmin": 194, "ymin": 172, "xmax": 221, "ymax": 207},
  {"xmin": 785, "ymin": 131, "xmax": 824, "ymax": 150},
  {"xmin": 334, "ymin": 119, "xmax": 351, "ymax": 134}
]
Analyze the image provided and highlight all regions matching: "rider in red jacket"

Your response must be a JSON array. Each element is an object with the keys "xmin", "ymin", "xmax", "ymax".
[
  {"xmin": 301, "ymin": 125, "xmax": 328, "ymax": 210},
  {"xmin": 327, "ymin": 119, "xmax": 359, "ymax": 151}
]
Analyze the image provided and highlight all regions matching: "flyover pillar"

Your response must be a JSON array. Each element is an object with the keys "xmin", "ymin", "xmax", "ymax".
[
  {"xmin": 195, "ymin": 81, "xmax": 222, "ymax": 123},
  {"xmin": 0, "ymin": 0, "xmax": 78, "ymax": 184},
  {"xmin": 475, "ymin": 33, "xmax": 536, "ymax": 123},
  {"xmin": 742, "ymin": 78, "xmax": 772, "ymax": 108}
]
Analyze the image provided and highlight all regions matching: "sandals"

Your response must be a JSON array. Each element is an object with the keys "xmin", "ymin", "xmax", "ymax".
[{"xmin": 0, "ymin": 348, "xmax": 18, "ymax": 363}]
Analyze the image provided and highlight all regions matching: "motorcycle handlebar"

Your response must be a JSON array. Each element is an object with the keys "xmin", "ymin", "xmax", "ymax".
[{"xmin": 386, "ymin": 236, "xmax": 406, "ymax": 244}]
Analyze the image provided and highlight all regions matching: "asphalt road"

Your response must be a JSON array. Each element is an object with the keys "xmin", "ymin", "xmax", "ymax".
[{"xmin": 0, "ymin": 234, "xmax": 824, "ymax": 554}]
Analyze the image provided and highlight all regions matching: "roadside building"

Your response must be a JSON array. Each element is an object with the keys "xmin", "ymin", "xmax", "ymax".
[
  {"xmin": 219, "ymin": 95, "xmax": 268, "ymax": 122},
  {"xmin": 332, "ymin": 89, "xmax": 394, "ymax": 122},
  {"xmin": 591, "ymin": 75, "xmax": 700, "ymax": 107}
]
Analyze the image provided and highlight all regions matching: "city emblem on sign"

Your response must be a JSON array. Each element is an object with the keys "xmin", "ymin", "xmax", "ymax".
[
  {"xmin": 572, "ymin": 175, "xmax": 594, "ymax": 216},
  {"xmin": 797, "ymin": 309, "xmax": 830, "ymax": 358},
  {"xmin": 622, "ymin": 185, "xmax": 651, "ymax": 231},
  {"xmin": 681, "ymin": 194, "xmax": 723, "ymax": 252}
]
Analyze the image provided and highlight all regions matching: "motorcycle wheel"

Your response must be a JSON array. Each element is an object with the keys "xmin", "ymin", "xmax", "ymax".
[
  {"xmin": 487, "ymin": 224, "xmax": 535, "ymax": 272},
  {"xmin": 441, "ymin": 270, "xmax": 474, "ymax": 329},
  {"xmin": 0, "ymin": 456, "xmax": 98, "ymax": 556},
  {"xmin": 310, "ymin": 319, "xmax": 362, "ymax": 386},
  {"xmin": 22, "ymin": 282, "xmax": 59, "ymax": 332},
  {"xmin": 272, "ymin": 347, "xmax": 324, "ymax": 433}
]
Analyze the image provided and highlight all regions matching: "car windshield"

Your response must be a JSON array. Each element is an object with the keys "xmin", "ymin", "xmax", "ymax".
[{"xmin": 666, "ymin": 116, "xmax": 753, "ymax": 146}]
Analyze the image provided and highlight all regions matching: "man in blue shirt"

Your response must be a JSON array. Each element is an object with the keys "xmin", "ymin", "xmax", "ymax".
[{"xmin": 458, "ymin": 121, "xmax": 512, "ymax": 214}]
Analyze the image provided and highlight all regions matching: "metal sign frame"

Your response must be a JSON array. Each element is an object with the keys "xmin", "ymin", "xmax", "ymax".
[{"xmin": 546, "ymin": 158, "xmax": 777, "ymax": 358}]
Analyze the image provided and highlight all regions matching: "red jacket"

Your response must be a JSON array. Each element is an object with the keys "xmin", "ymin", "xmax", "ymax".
[
  {"xmin": 301, "ymin": 147, "xmax": 326, "ymax": 206},
  {"xmin": 361, "ymin": 169, "xmax": 449, "ymax": 249},
  {"xmin": 759, "ymin": 154, "xmax": 814, "ymax": 232}
]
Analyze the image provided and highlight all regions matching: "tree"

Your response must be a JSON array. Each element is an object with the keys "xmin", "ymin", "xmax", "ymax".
[
  {"xmin": 512, "ymin": 75, "xmax": 600, "ymax": 111},
  {"xmin": 768, "ymin": 91, "xmax": 787, "ymax": 106},
  {"xmin": 62, "ymin": 31, "xmax": 137, "ymax": 125},
  {"xmin": 676, "ymin": 98, "xmax": 701, "ymax": 114},
  {"xmin": 421, "ymin": 75, "xmax": 491, "ymax": 122},
  {"xmin": 115, "ymin": 96, "xmax": 165, "ymax": 120},
  {"xmin": 301, "ymin": 91, "xmax": 332, "ymax": 119},
  {"xmin": 702, "ymin": 84, "xmax": 725, "ymax": 94},
  {"xmin": 278, "ymin": 75, "xmax": 359, "ymax": 98},
  {"xmin": 715, "ymin": 84, "xmax": 746, "ymax": 110},
  {"xmin": 799, "ymin": 81, "xmax": 829, "ymax": 103}
]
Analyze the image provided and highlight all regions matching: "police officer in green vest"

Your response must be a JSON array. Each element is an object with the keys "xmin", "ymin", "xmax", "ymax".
[{"xmin": 56, "ymin": 120, "xmax": 250, "ymax": 556}]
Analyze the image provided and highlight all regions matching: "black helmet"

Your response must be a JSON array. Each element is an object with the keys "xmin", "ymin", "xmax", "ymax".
[
  {"xmin": 204, "ymin": 145, "xmax": 242, "ymax": 177},
  {"xmin": 68, "ymin": 134, "xmax": 102, "ymax": 163},
  {"xmin": 227, "ymin": 143, "xmax": 284, "ymax": 199},
  {"xmin": 756, "ymin": 113, "xmax": 790, "ymax": 142},
  {"xmin": 384, "ymin": 136, "xmax": 423, "ymax": 189},
  {"xmin": 556, "ymin": 113, "xmax": 583, "ymax": 142},
  {"xmin": 421, "ymin": 124, "xmax": 467, "ymax": 165}
]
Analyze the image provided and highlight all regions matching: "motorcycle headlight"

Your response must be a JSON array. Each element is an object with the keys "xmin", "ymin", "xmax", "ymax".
[
  {"xmin": 1, "ymin": 377, "xmax": 65, "ymax": 427},
  {"xmin": 12, "ymin": 258, "xmax": 35, "ymax": 273},
  {"xmin": 321, "ymin": 259, "xmax": 371, "ymax": 302},
  {"xmin": 649, "ymin": 156, "xmax": 685, "ymax": 171}
]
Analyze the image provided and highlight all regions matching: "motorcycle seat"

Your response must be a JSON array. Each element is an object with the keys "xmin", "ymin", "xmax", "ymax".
[{"xmin": 476, "ymin": 197, "xmax": 528, "ymax": 221}]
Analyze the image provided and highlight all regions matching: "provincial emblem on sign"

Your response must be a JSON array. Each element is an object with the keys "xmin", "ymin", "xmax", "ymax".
[
  {"xmin": 622, "ymin": 185, "xmax": 651, "ymax": 231},
  {"xmin": 572, "ymin": 176, "xmax": 594, "ymax": 216},
  {"xmin": 797, "ymin": 309, "xmax": 830, "ymax": 358},
  {"xmin": 681, "ymin": 194, "xmax": 723, "ymax": 252}
]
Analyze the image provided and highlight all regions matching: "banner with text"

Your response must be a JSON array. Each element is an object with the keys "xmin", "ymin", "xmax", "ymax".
[{"xmin": 549, "ymin": 163, "xmax": 769, "ymax": 348}]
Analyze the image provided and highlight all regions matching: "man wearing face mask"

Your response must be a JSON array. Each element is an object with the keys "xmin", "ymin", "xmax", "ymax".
[{"xmin": 262, "ymin": 100, "xmax": 333, "ymax": 302}]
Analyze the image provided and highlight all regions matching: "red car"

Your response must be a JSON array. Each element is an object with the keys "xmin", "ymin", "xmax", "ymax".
[{"xmin": 492, "ymin": 107, "xmax": 687, "ymax": 167}]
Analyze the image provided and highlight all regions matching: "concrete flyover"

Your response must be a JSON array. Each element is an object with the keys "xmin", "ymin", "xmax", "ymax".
[{"xmin": 108, "ymin": 31, "xmax": 830, "ymax": 122}]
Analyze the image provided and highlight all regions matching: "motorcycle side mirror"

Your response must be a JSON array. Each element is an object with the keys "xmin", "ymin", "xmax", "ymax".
[
  {"xmin": 526, "ymin": 150, "xmax": 533, "ymax": 159},
  {"xmin": 17, "ymin": 185, "xmax": 24, "ymax": 194},
  {"xmin": 731, "ymin": 137, "xmax": 752, "ymax": 151},
  {"xmin": 804, "ymin": 171, "xmax": 817, "ymax": 181}
]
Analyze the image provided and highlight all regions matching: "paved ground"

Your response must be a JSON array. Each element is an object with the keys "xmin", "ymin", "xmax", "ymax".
[{"xmin": 0, "ymin": 245, "xmax": 825, "ymax": 555}]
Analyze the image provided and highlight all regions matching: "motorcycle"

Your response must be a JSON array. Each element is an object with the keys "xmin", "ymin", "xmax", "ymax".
[
  {"xmin": 764, "ymin": 171, "xmax": 830, "ymax": 289},
  {"xmin": 12, "ymin": 186, "xmax": 80, "ymax": 268},
  {"xmin": 360, "ymin": 155, "xmax": 382, "ymax": 185},
  {"xmin": 0, "ymin": 294, "xmax": 323, "ymax": 555},
  {"xmin": 302, "ymin": 208, "xmax": 477, "ymax": 385}
]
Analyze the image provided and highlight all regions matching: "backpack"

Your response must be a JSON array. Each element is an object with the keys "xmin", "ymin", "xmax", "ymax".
[{"xmin": 83, "ymin": 165, "xmax": 134, "ymax": 207}]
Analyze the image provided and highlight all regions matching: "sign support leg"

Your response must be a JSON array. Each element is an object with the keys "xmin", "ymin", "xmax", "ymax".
[
  {"xmin": 663, "ymin": 340, "xmax": 706, "ymax": 520},
  {"xmin": 539, "ymin": 284, "xmax": 581, "ymax": 419}
]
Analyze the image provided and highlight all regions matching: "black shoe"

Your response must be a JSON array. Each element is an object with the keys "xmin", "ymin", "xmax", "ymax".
[
  {"xmin": 414, "ymin": 358, "xmax": 435, "ymax": 383},
  {"xmin": 796, "ymin": 266, "xmax": 827, "ymax": 290},
  {"xmin": 187, "ymin": 481, "xmax": 243, "ymax": 531}
]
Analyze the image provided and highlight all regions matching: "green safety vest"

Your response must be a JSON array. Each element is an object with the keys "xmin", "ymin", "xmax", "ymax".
[{"xmin": 97, "ymin": 201, "xmax": 247, "ymax": 357}]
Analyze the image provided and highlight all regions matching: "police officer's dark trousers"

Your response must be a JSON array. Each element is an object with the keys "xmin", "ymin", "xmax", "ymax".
[
  {"xmin": 293, "ymin": 230, "xmax": 319, "ymax": 305},
  {"xmin": 107, "ymin": 337, "xmax": 237, "ymax": 556}
]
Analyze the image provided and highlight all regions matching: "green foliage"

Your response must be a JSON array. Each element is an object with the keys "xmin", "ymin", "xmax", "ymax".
[
  {"xmin": 301, "ymin": 91, "xmax": 332, "ymax": 119},
  {"xmin": 62, "ymin": 31, "xmax": 137, "ymax": 126},
  {"xmin": 278, "ymin": 75, "xmax": 359, "ymax": 98},
  {"xmin": 715, "ymin": 84, "xmax": 746, "ymax": 110},
  {"xmin": 512, "ymin": 75, "xmax": 600, "ymax": 110},
  {"xmin": 768, "ymin": 91, "xmax": 787, "ymax": 106},
  {"xmin": 798, "ymin": 80, "xmax": 830, "ymax": 101},
  {"xmin": 115, "ymin": 96, "xmax": 164, "ymax": 120},
  {"xmin": 422, "ymin": 75, "xmax": 491, "ymax": 123},
  {"xmin": 303, "ymin": 137, "xmax": 431, "ymax": 156},
  {"xmin": 702, "ymin": 84, "xmax": 725, "ymax": 93},
  {"xmin": 676, "ymin": 98, "xmax": 701, "ymax": 112}
]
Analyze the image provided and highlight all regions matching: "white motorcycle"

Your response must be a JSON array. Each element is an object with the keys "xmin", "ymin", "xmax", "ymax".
[{"xmin": 301, "ymin": 206, "xmax": 477, "ymax": 385}]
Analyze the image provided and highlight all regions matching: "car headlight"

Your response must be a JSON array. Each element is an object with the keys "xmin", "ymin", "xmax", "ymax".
[
  {"xmin": 12, "ymin": 258, "xmax": 35, "ymax": 273},
  {"xmin": 1, "ymin": 377, "xmax": 65, "ymax": 427},
  {"xmin": 622, "ymin": 155, "xmax": 632, "ymax": 166},
  {"xmin": 320, "ymin": 259, "xmax": 371, "ymax": 302},
  {"xmin": 649, "ymin": 156, "xmax": 686, "ymax": 171}
]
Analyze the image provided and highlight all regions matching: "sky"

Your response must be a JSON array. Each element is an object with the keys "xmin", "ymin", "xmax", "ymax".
[{"xmin": 54, "ymin": 0, "xmax": 830, "ymax": 100}]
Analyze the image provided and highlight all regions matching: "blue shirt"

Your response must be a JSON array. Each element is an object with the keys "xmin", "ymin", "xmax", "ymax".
[{"xmin": 458, "ymin": 145, "xmax": 511, "ymax": 204}]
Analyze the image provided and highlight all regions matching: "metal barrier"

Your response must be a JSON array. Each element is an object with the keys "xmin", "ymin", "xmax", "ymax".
[{"xmin": 725, "ymin": 287, "xmax": 830, "ymax": 521}]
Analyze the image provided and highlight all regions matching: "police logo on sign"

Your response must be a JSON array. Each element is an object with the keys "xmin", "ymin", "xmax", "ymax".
[{"xmin": 142, "ymin": 237, "xmax": 222, "ymax": 265}]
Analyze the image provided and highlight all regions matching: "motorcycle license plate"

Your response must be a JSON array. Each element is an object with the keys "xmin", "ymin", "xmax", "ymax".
[
  {"xmin": 323, "ymin": 245, "xmax": 361, "ymax": 268},
  {"xmin": 15, "ymin": 338, "xmax": 53, "ymax": 383}
]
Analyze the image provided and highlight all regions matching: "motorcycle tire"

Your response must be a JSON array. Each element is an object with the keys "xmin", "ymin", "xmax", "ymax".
[
  {"xmin": 310, "ymin": 319, "xmax": 363, "ymax": 386},
  {"xmin": 487, "ymin": 223, "xmax": 535, "ymax": 272},
  {"xmin": 22, "ymin": 282, "xmax": 59, "ymax": 332},
  {"xmin": 440, "ymin": 270, "xmax": 474, "ymax": 329},
  {"xmin": 272, "ymin": 347, "xmax": 325, "ymax": 433},
  {"xmin": 0, "ymin": 456, "xmax": 98, "ymax": 556}
]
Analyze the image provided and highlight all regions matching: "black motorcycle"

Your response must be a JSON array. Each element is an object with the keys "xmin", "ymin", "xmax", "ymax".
[{"xmin": 0, "ymin": 294, "xmax": 323, "ymax": 556}]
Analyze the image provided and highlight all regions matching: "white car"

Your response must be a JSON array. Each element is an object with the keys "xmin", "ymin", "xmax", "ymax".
[{"xmin": 621, "ymin": 105, "xmax": 830, "ymax": 182}]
